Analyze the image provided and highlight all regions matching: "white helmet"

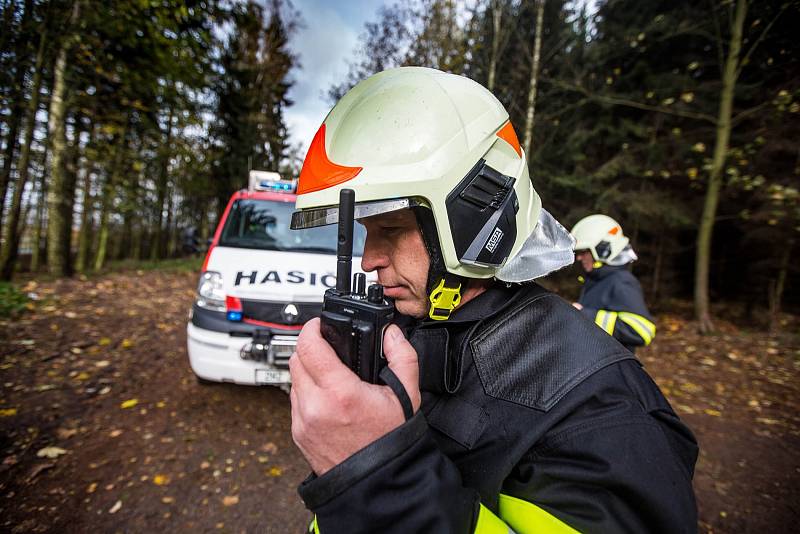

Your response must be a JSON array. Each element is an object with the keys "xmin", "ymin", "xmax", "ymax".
[
  {"xmin": 570, "ymin": 214, "xmax": 630, "ymax": 263},
  {"xmin": 291, "ymin": 67, "xmax": 573, "ymax": 319}
]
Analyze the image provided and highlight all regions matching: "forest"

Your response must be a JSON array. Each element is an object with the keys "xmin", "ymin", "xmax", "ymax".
[{"xmin": 0, "ymin": 0, "xmax": 798, "ymax": 331}]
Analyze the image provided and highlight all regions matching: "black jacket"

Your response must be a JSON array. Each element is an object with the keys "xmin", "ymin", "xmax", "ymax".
[
  {"xmin": 298, "ymin": 283, "xmax": 698, "ymax": 533},
  {"xmin": 578, "ymin": 265, "xmax": 656, "ymax": 352}
]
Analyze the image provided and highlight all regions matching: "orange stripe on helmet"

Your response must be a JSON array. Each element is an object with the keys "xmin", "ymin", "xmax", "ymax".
[
  {"xmin": 496, "ymin": 121, "xmax": 521, "ymax": 158},
  {"xmin": 297, "ymin": 124, "xmax": 363, "ymax": 195},
  {"xmin": 609, "ymin": 226, "xmax": 620, "ymax": 235}
]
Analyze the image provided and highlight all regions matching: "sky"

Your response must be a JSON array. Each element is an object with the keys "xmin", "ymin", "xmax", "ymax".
[{"xmin": 284, "ymin": 0, "xmax": 390, "ymax": 156}]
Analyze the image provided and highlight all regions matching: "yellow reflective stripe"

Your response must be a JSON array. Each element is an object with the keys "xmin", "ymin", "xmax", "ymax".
[
  {"xmin": 617, "ymin": 312, "xmax": 656, "ymax": 345},
  {"xmin": 475, "ymin": 503, "xmax": 514, "ymax": 533},
  {"xmin": 309, "ymin": 516, "xmax": 319, "ymax": 534},
  {"xmin": 594, "ymin": 310, "xmax": 618, "ymax": 335},
  {"xmin": 498, "ymin": 494, "xmax": 580, "ymax": 534}
]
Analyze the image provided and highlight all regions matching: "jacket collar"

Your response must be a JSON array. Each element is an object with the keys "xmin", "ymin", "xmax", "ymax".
[
  {"xmin": 406, "ymin": 283, "xmax": 535, "ymax": 394},
  {"xmin": 586, "ymin": 264, "xmax": 625, "ymax": 281}
]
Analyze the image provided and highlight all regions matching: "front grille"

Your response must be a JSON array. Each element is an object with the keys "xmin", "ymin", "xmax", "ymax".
[
  {"xmin": 270, "ymin": 336, "xmax": 297, "ymax": 368},
  {"xmin": 240, "ymin": 299, "xmax": 321, "ymax": 325}
]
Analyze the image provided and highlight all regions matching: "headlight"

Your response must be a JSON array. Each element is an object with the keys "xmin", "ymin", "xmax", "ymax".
[{"xmin": 196, "ymin": 271, "xmax": 225, "ymax": 311}]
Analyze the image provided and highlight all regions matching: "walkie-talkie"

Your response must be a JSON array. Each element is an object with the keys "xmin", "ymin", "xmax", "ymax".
[{"xmin": 320, "ymin": 189, "xmax": 395, "ymax": 383}]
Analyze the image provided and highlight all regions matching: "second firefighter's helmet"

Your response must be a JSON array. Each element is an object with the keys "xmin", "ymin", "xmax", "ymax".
[
  {"xmin": 291, "ymin": 67, "xmax": 574, "ymax": 317},
  {"xmin": 570, "ymin": 214, "xmax": 630, "ymax": 263}
]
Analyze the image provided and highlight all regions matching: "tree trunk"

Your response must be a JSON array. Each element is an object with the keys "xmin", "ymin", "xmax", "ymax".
[
  {"xmin": 0, "ymin": 0, "xmax": 34, "ymax": 235},
  {"xmin": 74, "ymin": 123, "xmax": 95, "ymax": 273},
  {"xmin": 151, "ymin": 107, "xmax": 174, "ymax": 260},
  {"xmin": 650, "ymin": 233, "xmax": 664, "ymax": 305},
  {"xmin": 0, "ymin": 25, "xmax": 46, "ymax": 280},
  {"xmin": 487, "ymin": 0, "xmax": 502, "ymax": 92},
  {"xmin": 30, "ymin": 144, "xmax": 47, "ymax": 273},
  {"xmin": 94, "ymin": 120, "xmax": 127, "ymax": 271},
  {"xmin": 164, "ymin": 183, "xmax": 175, "ymax": 257},
  {"xmin": 58, "ymin": 116, "xmax": 83, "ymax": 275},
  {"xmin": 768, "ymin": 238, "xmax": 792, "ymax": 332},
  {"xmin": 522, "ymin": 0, "xmax": 545, "ymax": 157},
  {"xmin": 45, "ymin": 0, "xmax": 81, "ymax": 276},
  {"xmin": 694, "ymin": 0, "xmax": 746, "ymax": 334}
]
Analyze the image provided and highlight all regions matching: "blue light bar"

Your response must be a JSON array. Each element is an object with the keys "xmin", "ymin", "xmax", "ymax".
[
  {"xmin": 256, "ymin": 179, "xmax": 296, "ymax": 193},
  {"xmin": 227, "ymin": 311, "xmax": 243, "ymax": 322}
]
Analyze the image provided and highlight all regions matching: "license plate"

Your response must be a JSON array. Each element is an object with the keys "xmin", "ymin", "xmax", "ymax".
[{"xmin": 255, "ymin": 369, "xmax": 290, "ymax": 384}]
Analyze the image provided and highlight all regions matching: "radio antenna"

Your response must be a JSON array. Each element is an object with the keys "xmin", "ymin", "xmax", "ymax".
[{"xmin": 336, "ymin": 189, "xmax": 355, "ymax": 293}]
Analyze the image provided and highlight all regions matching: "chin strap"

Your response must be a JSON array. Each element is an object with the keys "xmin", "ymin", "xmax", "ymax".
[
  {"xmin": 428, "ymin": 273, "xmax": 462, "ymax": 321},
  {"xmin": 411, "ymin": 205, "xmax": 465, "ymax": 321}
]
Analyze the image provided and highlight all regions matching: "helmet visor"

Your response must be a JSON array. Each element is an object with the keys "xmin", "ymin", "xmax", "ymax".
[{"xmin": 290, "ymin": 197, "xmax": 426, "ymax": 229}]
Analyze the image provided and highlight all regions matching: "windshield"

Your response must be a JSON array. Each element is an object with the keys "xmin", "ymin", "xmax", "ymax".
[{"xmin": 219, "ymin": 198, "xmax": 366, "ymax": 255}]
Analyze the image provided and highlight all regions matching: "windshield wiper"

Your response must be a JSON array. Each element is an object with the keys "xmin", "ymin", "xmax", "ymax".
[{"xmin": 290, "ymin": 245, "xmax": 337, "ymax": 254}]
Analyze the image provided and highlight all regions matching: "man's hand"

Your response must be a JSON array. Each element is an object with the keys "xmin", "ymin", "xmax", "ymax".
[
  {"xmin": 572, "ymin": 302, "xmax": 583, "ymax": 310},
  {"xmin": 289, "ymin": 318, "xmax": 421, "ymax": 475}
]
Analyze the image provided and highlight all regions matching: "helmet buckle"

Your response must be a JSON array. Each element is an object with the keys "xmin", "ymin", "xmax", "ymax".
[{"xmin": 428, "ymin": 278, "xmax": 462, "ymax": 321}]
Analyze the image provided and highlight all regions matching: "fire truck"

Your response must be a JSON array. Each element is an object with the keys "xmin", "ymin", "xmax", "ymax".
[{"xmin": 186, "ymin": 170, "xmax": 367, "ymax": 389}]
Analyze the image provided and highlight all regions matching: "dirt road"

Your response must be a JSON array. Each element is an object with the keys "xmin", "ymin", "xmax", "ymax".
[{"xmin": 1, "ymin": 270, "xmax": 798, "ymax": 532}]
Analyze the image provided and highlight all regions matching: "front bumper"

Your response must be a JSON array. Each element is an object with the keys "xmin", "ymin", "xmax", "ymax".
[{"xmin": 187, "ymin": 305, "xmax": 300, "ymax": 386}]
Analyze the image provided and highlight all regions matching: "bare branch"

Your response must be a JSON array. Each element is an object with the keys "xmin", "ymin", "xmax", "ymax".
[
  {"xmin": 730, "ymin": 101, "xmax": 771, "ymax": 126},
  {"xmin": 708, "ymin": 0, "xmax": 725, "ymax": 76},
  {"xmin": 736, "ymin": 3, "xmax": 788, "ymax": 79},
  {"xmin": 546, "ymin": 78, "xmax": 719, "ymax": 124}
]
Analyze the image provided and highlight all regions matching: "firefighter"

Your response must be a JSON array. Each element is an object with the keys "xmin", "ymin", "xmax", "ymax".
[
  {"xmin": 571, "ymin": 214, "xmax": 656, "ymax": 352},
  {"xmin": 289, "ymin": 67, "xmax": 697, "ymax": 533}
]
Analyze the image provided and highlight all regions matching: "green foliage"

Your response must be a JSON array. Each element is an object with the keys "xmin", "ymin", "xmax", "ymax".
[
  {"xmin": 331, "ymin": 0, "xmax": 800, "ymax": 312},
  {"xmin": 210, "ymin": 0, "xmax": 298, "ymax": 211},
  {"xmin": 0, "ymin": 282, "xmax": 28, "ymax": 318},
  {"xmin": 0, "ymin": 0, "xmax": 798, "ymax": 314}
]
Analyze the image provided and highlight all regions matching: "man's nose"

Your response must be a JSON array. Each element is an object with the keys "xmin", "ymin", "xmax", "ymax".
[{"xmin": 361, "ymin": 235, "xmax": 390, "ymax": 272}]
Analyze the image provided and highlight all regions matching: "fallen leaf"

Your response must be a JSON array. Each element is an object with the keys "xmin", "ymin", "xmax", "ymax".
[
  {"xmin": 261, "ymin": 442, "xmax": 278, "ymax": 454},
  {"xmin": 153, "ymin": 474, "xmax": 170, "ymax": 486},
  {"xmin": 87, "ymin": 482, "xmax": 98, "ymax": 493},
  {"xmin": 98, "ymin": 338, "xmax": 112, "ymax": 346},
  {"xmin": 75, "ymin": 372, "xmax": 90, "ymax": 381},
  {"xmin": 56, "ymin": 428, "xmax": 78, "ymax": 439},
  {"xmin": 109, "ymin": 500, "xmax": 122, "ymax": 514},
  {"xmin": 268, "ymin": 467, "xmax": 283, "ymax": 477},
  {"xmin": 27, "ymin": 463, "xmax": 55, "ymax": 481},
  {"xmin": 121, "ymin": 339, "xmax": 134, "ymax": 349},
  {"xmin": 109, "ymin": 429, "xmax": 123, "ymax": 438},
  {"xmin": 95, "ymin": 360, "xmax": 111, "ymax": 368},
  {"xmin": 704, "ymin": 409, "xmax": 722, "ymax": 417},
  {"xmin": 120, "ymin": 399, "xmax": 138, "ymax": 409},
  {"xmin": 222, "ymin": 495, "xmax": 239, "ymax": 506},
  {"xmin": 200, "ymin": 461, "xmax": 210, "ymax": 469},
  {"xmin": 755, "ymin": 417, "xmax": 779, "ymax": 425},
  {"xmin": 0, "ymin": 408, "xmax": 18, "ymax": 417},
  {"xmin": 162, "ymin": 496, "xmax": 174, "ymax": 504},
  {"xmin": 36, "ymin": 447, "xmax": 68, "ymax": 458}
]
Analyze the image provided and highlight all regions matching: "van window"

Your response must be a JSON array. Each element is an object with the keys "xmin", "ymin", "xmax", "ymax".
[{"xmin": 219, "ymin": 199, "xmax": 366, "ymax": 255}]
